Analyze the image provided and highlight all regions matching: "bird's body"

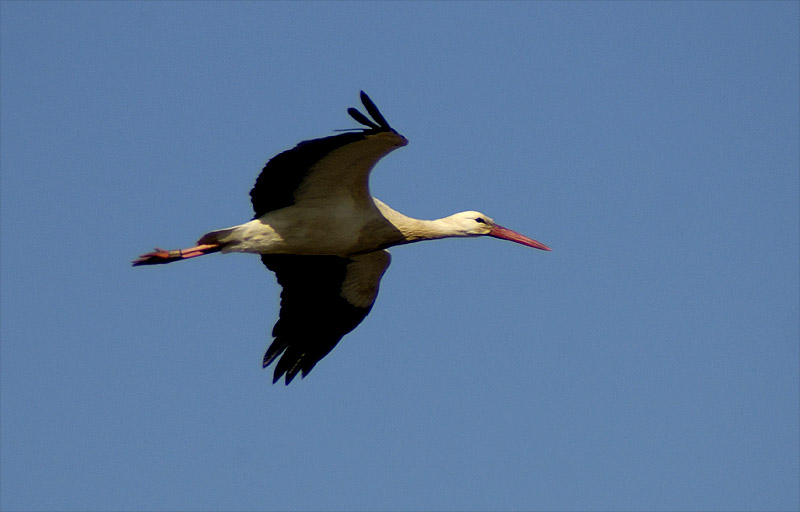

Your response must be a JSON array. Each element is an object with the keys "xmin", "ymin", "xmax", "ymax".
[
  {"xmin": 134, "ymin": 92, "xmax": 550, "ymax": 384},
  {"xmin": 200, "ymin": 199, "xmax": 499, "ymax": 257}
]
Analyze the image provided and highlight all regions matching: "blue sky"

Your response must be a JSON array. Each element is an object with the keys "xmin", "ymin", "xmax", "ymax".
[{"xmin": 1, "ymin": 2, "xmax": 798, "ymax": 510}]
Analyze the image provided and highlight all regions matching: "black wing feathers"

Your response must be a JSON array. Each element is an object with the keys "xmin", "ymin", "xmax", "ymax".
[
  {"xmin": 359, "ymin": 91, "xmax": 391, "ymax": 130},
  {"xmin": 250, "ymin": 92, "xmax": 393, "ymax": 218},
  {"xmin": 347, "ymin": 108, "xmax": 380, "ymax": 130},
  {"xmin": 261, "ymin": 255, "xmax": 374, "ymax": 384}
]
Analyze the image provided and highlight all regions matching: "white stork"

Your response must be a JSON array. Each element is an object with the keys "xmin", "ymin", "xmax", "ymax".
[{"xmin": 133, "ymin": 92, "xmax": 550, "ymax": 384}]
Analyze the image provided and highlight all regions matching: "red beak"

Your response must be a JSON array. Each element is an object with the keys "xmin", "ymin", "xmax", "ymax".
[{"xmin": 489, "ymin": 224, "xmax": 551, "ymax": 251}]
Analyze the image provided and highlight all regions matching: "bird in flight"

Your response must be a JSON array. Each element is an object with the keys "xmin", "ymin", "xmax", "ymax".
[{"xmin": 133, "ymin": 92, "xmax": 551, "ymax": 384}]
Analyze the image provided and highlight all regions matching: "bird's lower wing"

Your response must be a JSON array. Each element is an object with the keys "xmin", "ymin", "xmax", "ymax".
[{"xmin": 261, "ymin": 251, "xmax": 391, "ymax": 384}]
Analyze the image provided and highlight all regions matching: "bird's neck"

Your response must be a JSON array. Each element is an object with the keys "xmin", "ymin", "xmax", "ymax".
[
  {"xmin": 397, "ymin": 217, "xmax": 460, "ymax": 242},
  {"xmin": 373, "ymin": 199, "xmax": 462, "ymax": 244}
]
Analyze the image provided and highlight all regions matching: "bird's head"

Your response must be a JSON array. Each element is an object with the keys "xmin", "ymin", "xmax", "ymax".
[{"xmin": 448, "ymin": 211, "xmax": 551, "ymax": 251}]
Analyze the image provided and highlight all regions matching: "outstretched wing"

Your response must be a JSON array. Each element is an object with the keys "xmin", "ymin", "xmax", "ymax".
[
  {"xmin": 261, "ymin": 250, "xmax": 391, "ymax": 384},
  {"xmin": 250, "ymin": 91, "xmax": 408, "ymax": 218}
]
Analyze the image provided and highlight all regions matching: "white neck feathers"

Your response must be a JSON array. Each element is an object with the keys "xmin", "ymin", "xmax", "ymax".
[{"xmin": 373, "ymin": 199, "xmax": 468, "ymax": 243}]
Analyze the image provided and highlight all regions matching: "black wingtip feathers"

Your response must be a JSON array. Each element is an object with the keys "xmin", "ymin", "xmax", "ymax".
[
  {"xmin": 347, "ymin": 107, "xmax": 380, "ymax": 130},
  {"xmin": 360, "ymin": 91, "xmax": 391, "ymax": 129},
  {"xmin": 347, "ymin": 91, "xmax": 392, "ymax": 131}
]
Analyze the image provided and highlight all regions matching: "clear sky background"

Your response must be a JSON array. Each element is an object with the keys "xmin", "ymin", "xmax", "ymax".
[{"xmin": 1, "ymin": 2, "xmax": 798, "ymax": 511}]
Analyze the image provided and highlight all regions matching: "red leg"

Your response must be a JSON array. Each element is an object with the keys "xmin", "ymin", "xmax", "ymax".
[{"xmin": 132, "ymin": 243, "xmax": 221, "ymax": 266}]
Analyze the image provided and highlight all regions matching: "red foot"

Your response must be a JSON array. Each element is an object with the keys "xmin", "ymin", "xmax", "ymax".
[
  {"xmin": 132, "ymin": 243, "xmax": 221, "ymax": 266},
  {"xmin": 132, "ymin": 248, "xmax": 179, "ymax": 266}
]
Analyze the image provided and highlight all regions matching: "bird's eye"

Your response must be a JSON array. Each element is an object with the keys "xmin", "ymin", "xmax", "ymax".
[{"xmin": 475, "ymin": 217, "xmax": 486, "ymax": 224}]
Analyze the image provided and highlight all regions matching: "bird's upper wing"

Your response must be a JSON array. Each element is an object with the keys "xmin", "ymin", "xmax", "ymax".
[
  {"xmin": 260, "ymin": 250, "xmax": 391, "ymax": 384},
  {"xmin": 250, "ymin": 92, "xmax": 408, "ymax": 218}
]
